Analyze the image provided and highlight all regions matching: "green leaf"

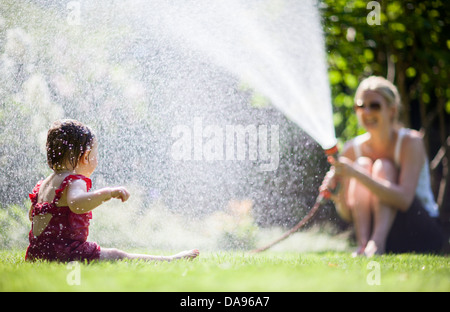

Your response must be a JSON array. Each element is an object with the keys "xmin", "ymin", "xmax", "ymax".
[
  {"xmin": 406, "ymin": 67, "xmax": 417, "ymax": 78},
  {"xmin": 329, "ymin": 70, "xmax": 342, "ymax": 85},
  {"xmin": 344, "ymin": 73, "xmax": 358, "ymax": 89}
]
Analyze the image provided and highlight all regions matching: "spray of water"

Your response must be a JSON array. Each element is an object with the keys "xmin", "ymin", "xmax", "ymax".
[
  {"xmin": 0, "ymin": 0, "xmax": 339, "ymax": 251},
  {"xmin": 151, "ymin": 0, "xmax": 337, "ymax": 150}
]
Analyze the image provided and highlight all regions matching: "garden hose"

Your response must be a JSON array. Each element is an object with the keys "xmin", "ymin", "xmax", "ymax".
[
  {"xmin": 250, "ymin": 145, "xmax": 339, "ymax": 253},
  {"xmin": 250, "ymin": 192, "xmax": 329, "ymax": 253}
]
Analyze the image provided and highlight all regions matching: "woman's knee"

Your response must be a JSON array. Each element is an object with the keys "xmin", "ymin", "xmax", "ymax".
[
  {"xmin": 356, "ymin": 157, "xmax": 373, "ymax": 173},
  {"xmin": 347, "ymin": 157, "xmax": 373, "ymax": 211},
  {"xmin": 349, "ymin": 157, "xmax": 373, "ymax": 199},
  {"xmin": 372, "ymin": 158, "xmax": 398, "ymax": 181}
]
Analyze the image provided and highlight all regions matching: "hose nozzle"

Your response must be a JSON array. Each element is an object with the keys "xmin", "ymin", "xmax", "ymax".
[{"xmin": 324, "ymin": 145, "xmax": 339, "ymax": 157}]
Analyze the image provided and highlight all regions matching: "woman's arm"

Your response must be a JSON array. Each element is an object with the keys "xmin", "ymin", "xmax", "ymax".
[
  {"xmin": 66, "ymin": 179, "xmax": 130, "ymax": 214},
  {"xmin": 332, "ymin": 134, "xmax": 425, "ymax": 212}
]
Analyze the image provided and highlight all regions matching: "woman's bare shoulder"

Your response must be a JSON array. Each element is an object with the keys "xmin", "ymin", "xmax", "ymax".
[
  {"xmin": 400, "ymin": 128, "xmax": 426, "ymax": 162},
  {"xmin": 403, "ymin": 128, "xmax": 424, "ymax": 146},
  {"xmin": 340, "ymin": 133, "xmax": 369, "ymax": 160}
]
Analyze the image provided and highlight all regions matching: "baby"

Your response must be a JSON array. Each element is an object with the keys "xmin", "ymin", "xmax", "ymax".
[{"xmin": 26, "ymin": 119, "xmax": 199, "ymax": 262}]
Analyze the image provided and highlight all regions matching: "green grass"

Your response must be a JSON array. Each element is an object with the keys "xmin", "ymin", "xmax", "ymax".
[{"xmin": 1, "ymin": 249, "xmax": 449, "ymax": 292}]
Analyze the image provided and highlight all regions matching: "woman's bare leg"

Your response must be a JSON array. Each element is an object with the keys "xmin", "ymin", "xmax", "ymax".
[
  {"xmin": 365, "ymin": 158, "xmax": 398, "ymax": 257},
  {"xmin": 347, "ymin": 157, "xmax": 373, "ymax": 255},
  {"xmin": 99, "ymin": 248, "xmax": 199, "ymax": 262}
]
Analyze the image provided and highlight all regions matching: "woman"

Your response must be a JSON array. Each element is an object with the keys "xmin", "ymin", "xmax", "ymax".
[{"xmin": 321, "ymin": 76, "xmax": 443, "ymax": 256}]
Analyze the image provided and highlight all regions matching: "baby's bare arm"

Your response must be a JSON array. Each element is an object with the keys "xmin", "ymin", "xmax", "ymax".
[{"xmin": 66, "ymin": 180, "xmax": 130, "ymax": 214}]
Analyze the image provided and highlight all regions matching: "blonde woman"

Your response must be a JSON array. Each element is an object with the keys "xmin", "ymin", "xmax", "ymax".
[{"xmin": 321, "ymin": 76, "xmax": 443, "ymax": 256}]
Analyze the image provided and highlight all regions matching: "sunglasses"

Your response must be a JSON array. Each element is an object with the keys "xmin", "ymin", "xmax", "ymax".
[{"xmin": 354, "ymin": 100, "xmax": 382, "ymax": 111}]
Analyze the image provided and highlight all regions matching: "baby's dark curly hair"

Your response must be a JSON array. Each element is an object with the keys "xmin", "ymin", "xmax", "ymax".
[{"xmin": 46, "ymin": 119, "xmax": 96, "ymax": 170}]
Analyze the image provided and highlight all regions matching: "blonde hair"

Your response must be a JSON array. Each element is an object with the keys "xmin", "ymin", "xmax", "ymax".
[{"xmin": 355, "ymin": 76, "xmax": 401, "ymax": 120}]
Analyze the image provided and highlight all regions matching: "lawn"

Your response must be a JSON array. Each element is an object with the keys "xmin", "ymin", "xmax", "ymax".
[{"xmin": 1, "ymin": 249, "xmax": 449, "ymax": 292}]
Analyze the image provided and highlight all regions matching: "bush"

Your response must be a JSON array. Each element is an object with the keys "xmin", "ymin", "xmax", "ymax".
[{"xmin": 0, "ymin": 202, "xmax": 30, "ymax": 249}]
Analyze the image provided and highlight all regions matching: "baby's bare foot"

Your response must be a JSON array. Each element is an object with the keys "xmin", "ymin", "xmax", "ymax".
[{"xmin": 171, "ymin": 249, "xmax": 199, "ymax": 261}]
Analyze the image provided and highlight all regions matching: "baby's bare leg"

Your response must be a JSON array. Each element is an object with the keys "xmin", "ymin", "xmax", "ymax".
[
  {"xmin": 171, "ymin": 249, "xmax": 200, "ymax": 260},
  {"xmin": 99, "ymin": 248, "xmax": 199, "ymax": 262}
]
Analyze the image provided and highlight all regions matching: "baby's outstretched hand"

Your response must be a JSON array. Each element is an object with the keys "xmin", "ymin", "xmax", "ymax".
[{"xmin": 110, "ymin": 187, "xmax": 130, "ymax": 202}]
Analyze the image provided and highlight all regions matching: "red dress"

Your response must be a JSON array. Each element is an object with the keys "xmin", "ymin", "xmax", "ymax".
[{"xmin": 25, "ymin": 174, "xmax": 101, "ymax": 262}]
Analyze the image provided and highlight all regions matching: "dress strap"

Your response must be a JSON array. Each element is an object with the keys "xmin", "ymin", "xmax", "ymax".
[
  {"xmin": 394, "ymin": 128, "xmax": 406, "ymax": 167},
  {"xmin": 29, "ymin": 180, "xmax": 44, "ymax": 205},
  {"xmin": 352, "ymin": 133, "xmax": 368, "ymax": 159},
  {"xmin": 353, "ymin": 141, "xmax": 362, "ymax": 159},
  {"xmin": 53, "ymin": 174, "xmax": 92, "ymax": 205}
]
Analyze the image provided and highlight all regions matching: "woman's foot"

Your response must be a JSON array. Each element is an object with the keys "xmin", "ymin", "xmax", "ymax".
[
  {"xmin": 364, "ymin": 240, "xmax": 384, "ymax": 257},
  {"xmin": 351, "ymin": 245, "xmax": 366, "ymax": 257}
]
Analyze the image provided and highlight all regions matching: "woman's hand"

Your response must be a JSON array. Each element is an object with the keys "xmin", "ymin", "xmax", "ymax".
[
  {"xmin": 328, "ymin": 156, "xmax": 356, "ymax": 178},
  {"xmin": 320, "ymin": 167, "xmax": 337, "ymax": 192},
  {"xmin": 319, "ymin": 166, "xmax": 341, "ymax": 201},
  {"xmin": 320, "ymin": 156, "xmax": 356, "ymax": 201}
]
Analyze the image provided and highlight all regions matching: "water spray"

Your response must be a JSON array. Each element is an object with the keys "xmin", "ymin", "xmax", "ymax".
[{"xmin": 251, "ymin": 144, "xmax": 339, "ymax": 253}]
